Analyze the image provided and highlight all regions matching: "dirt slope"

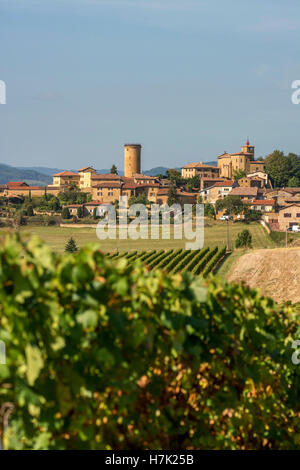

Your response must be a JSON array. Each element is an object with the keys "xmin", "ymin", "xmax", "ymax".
[{"xmin": 227, "ymin": 248, "xmax": 300, "ymax": 304}]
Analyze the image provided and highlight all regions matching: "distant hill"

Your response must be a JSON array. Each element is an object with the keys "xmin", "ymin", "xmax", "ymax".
[
  {"xmin": 1, "ymin": 161, "xmax": 219, "ymax": 185},
  {"xmin": 0, "ymin": 164, "xmax": 51, "ymax": 185},
  {"xmin": 143, "ymin": 162, "xmax": 218, "ymax": 176},
  {"xmin": 17, "ymin": 166, "xmax": 65, "ymax": 177},
  {"xmin": 143, "ymin": 167, "xmax": 172, "ymax": 176}
]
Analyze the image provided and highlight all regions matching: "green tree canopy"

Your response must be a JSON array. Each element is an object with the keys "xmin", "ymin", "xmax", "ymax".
[
  {"xmin": 235, "ymin": 229, "xmax": 252, "ymax": 248},
  {"xmin": 110, "ymin": 164, "xmax": 118, "ymax": 175},
  {"xmin": 166, "ymin": 169, "xmax": 183, "ymax": 185},
  {"xmin": 65, "ymin": 236, "xmax": 78, "ymax": 253},
  {"xmin": 204, "ymin": 203, "xmax": 215, "ymax": 218},
  {"xmin": 26, "ymin": 204, "xmax": 34, "ymax": 217},
  {"xmin": 58, "ymin": 188, "xmax": 90, "ymax": 205},
  {"xmin": 167, "ymin": 186, "xmax": 178, "ymax": 206},
  {"xmin": 61, "ymin": 207, "xmax": 71, "ymax": 219},
  {"xmin": 288, "ymin": 176, "xmax": 300, "ymax": 188},
  {"xmin": 215, "ymin": 195, "xmax": 245, "ymax": 216},
  {"xmin": 233, "ymin": 170, "xmax": 246, "ymax": 181},
  {"xmin": 264, "ymin": 150, "xmax": 300, "ymax": 188},
  {"xmin": 128, "ymin": 194, "xmax": 150, "ymax": 207}
]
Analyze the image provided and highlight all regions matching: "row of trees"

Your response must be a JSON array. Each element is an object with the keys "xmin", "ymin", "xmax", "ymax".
[
  {"xmin": 205, "ymin": 195, "xmax": 262, "ymax": 222},
  {"xmin": 263, "ymin": 150, "xmax": 300, "ymax": 188}
]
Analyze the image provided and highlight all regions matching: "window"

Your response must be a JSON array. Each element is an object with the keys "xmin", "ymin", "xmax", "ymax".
[
  {"xmin": 284, "ymin": 213, "xmax": 292, "ymax": 218},
  {"xmin": 108, "ymin": 191, "xmax": 113, "ymax": 196},
  {"xmin": 297, "ymin": 213, "xmax": 300, "ymax": 217},
  {"xmin": 97, "ymin": 191, "xmax": 102, "ymax": 196}
]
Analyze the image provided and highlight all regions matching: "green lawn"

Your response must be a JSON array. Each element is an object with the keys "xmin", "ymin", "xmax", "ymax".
[{"xmin": 1, "ymin": 220, "xmax": 275, "ymax": 253}]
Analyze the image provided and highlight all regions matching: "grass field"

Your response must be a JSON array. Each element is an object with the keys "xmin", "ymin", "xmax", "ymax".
[{"xmin": 0, "ymin": 220, "xmax": 276, "ymax": 253}]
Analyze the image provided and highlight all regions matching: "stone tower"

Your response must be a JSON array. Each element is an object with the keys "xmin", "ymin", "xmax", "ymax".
[
  {"xmin": 124, "ymin": 144, "xmax": 141, "ymax": 177},
  {"xmin": 241, "ymin": 138, "xmax": 255, "ymax": 160}
]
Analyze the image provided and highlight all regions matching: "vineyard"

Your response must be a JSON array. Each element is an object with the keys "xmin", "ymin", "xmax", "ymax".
[
  {"xmin": 1, "ymin": 234, "xmax": 300, "ymax": 450},
  {"xmin": 108, "ymin": 246, "xmax": 227, "ymax": 276}
]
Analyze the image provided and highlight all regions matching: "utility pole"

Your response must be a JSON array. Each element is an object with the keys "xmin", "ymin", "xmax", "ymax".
[{"xmin": 226, "ymin": 217, "xmax": 230, "ymax": 251}]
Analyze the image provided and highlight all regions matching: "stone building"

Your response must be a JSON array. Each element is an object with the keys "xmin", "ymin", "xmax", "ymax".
[
  {"xmin": 2, "ymin": 182, "xmax": 60, "ymax": 198},
  {"xmin": 50, "ymin": 171, "xmax": 80, "ymax": 188},
  {"xmin": 277, "ymin": 204, "xmax": 300, "ymax": 231},
  {"xmin": 181, "ymin": 162, "xmax": 220, "ymax": 179},
  {"xmin": 199, "ymin": 180, "xmax": 236, "ymax": 204},
  {"xmin": 124, "ymin": 144, "xmax": 141, "ymax": 178},
  {"xmin": 230, "ymin": 186, "xmax": 264, "ymax": 201},
  {"xmin": 218, "ymin": 139, "xmax": 265, "ymax": 179}
]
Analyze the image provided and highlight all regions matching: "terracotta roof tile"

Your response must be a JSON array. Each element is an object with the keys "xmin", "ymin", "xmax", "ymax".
[
  {"xmin": 230, "ymin": 187, "xmax": 258, "ymax": 196},
  {"xmin": 213, "ymin": 180, "xmax": 235, "ymax": 187},
  {"xmin": 248, "ymin": 199, "xmax": 275, "ymax": 205},
  {"xmin": 78, "ymin": 166, "xmax": 95, "ymax": 172},
  {"xmin": 93, "ymin": 182, "xmax": 122, "ymax": 188},
  {"xmin": 53, "ymin": 171, "xmax": 78, "ymax": 176},
  {"xmin": 7, "ymin": 181, "xmax": 29, "ymax": 188},
  {"xmin": 91, "ymin": 174, "xmax": 121, "ymax": 180},
  {"xmin": 182, "ymin": 162, "xmax": 219, "ymax": 169}
]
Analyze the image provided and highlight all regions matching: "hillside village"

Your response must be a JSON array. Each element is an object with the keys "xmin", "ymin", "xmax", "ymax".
[{"xmin": 1, "ymin": 139, "xmax": 300, "ymax": 232}]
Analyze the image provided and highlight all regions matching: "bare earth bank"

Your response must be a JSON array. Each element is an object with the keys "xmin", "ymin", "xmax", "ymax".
[{"xmin": 227, "ymin": 248, "xmax": 300, "ymax": 304}]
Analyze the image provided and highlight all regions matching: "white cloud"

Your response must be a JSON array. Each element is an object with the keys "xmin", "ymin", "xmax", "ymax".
[
  {"xmin": 246, "ymin": 17, "xmax": 300, "ymax": 33},
  {"xmin": 77, "ymin": 0, "xmax": 203, "ymax": 12}
]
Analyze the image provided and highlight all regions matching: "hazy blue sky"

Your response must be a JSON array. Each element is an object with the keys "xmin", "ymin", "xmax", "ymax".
[{"xmin": 1, "ymin": 0, "xmax": 300, "ymax": 171}]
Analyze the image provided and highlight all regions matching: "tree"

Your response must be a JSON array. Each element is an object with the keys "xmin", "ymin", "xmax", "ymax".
[
  {"xmin": 62, "ymin": 207, "xmax": 71, "ymax": 219},
  {"xmin": 129, "ymin": 194, "xmax": 150, "ymax": 206},
  {"xmin": 110, "ymin": 164, "xmax": 118, "ymax": 175},
  {"xmin": 14, "ymin": 214, "xmax": 26, "ymax": 227},
  {"xmin": 265, "ymin": 151, "xmax": 291, "ymax": 187},
  {"xmin": 48, "ymin": 198, "xmax": 61, "ymax": 211},
  {"xmin": 65, "ymin": 237, "xmax": 78, "ymax": 253},
  {"xmin": 166, "ymin": 169, "xmax": 183, "ymax": 185},
  {"xmin": 28, "ymin": 190, "xmax": 32, "ymax": 202},
  {"xmin": 215, "ymin": 195, "xmax": 245, "ymax": 216},
  {"xmin": 235, "ymin": 229, "xmax": 252, "ymax": 248},
  {"xmin": 233, "ymin": 170, "xmax": 246, "ymax": 181},
  {"xmin": 167, "ymin": 186, "xmax": 178, "ymax": 206},
  {"xmin": 185, "ymin": 175, "xmax": 200, "ymax": 190},
  {"xmin": 244, "ymin": 208, "xmax": 262, "ymax": 222},
  {"xmin": 287, "ymin": 153, "xmax": 300, "ymax": 182},
  {"xmin": 204, "ymin": 203, "xmax": 215, "ymax": 218},
  {"xmin": 288, "ymin": 176, "xmax": 300, "ymax": 188},
  {"xmin": 77, "ymin": 206, "xmax": 83, "ymax": 218},
  {"xmin": 58, "ymin": 188, "xmax": 89, "ymax": 205},
  {"xmin": 186, "ymin": 181, "xmax": 193, "ymax": 192},
  {"xmin": 26, "ymin": 205, "xmax": 34, "ymax": 217}
]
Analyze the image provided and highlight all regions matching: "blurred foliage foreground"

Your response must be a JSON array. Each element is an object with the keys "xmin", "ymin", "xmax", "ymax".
[{"xmin": 0, "ymin": 234, "xmax": 300, "ymax": 450}]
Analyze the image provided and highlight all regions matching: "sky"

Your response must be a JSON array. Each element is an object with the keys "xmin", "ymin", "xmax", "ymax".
[{"xmin": 0, "ymin": 0, "xmax": 300, "ymax": 171}]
